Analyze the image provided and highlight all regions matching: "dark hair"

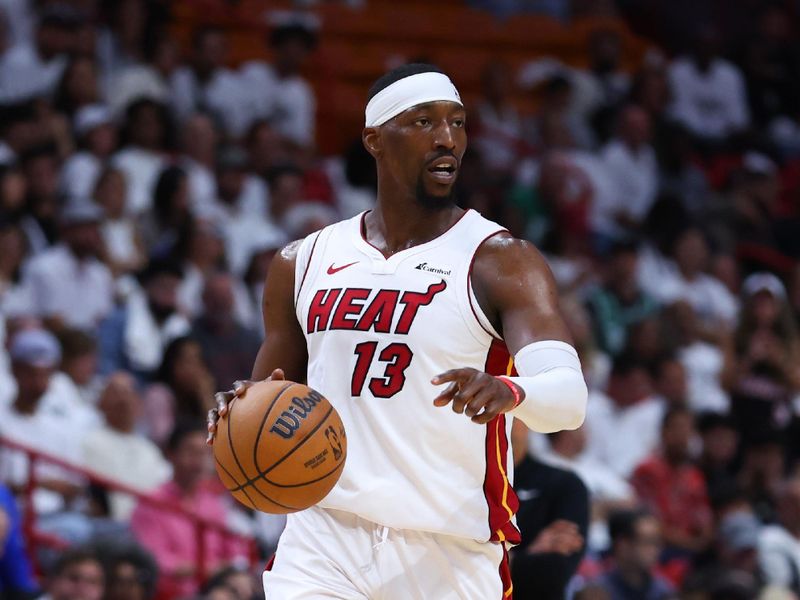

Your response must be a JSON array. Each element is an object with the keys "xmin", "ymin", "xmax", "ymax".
[
  {"xmin": 269, "ymin": 23, "xmax": 317, "ymax": 51},
  {"xmin": 610, "ymin": 352, "xmax": 648, "ymax": 378},
  {"xmin": 266, "ymin": 163, "xmax": 304, "ymax": 190},
  {"xmin": 121, "ymin": 97, "xmax": 173, "ymax": 150},
  {"xmin": 56, "ymin": 328, "xmax": 97, "ymax": 359},
  {"xmin": 167, "ymin": 417, "xmax": 207, "ymax": 452},
  {"xmin": 696, "ymin": 411, "xmax": 737, "ymax": 434},
  {"xmin": 53, "ymin": 56, "xmax": 97, "ymax": 117},
  {"xmin": 19, "ymin": 142, "xmax": 60, "ymax": 168},
  {"xmin": 153, "ymin": 165, "xmax": 187, "ymax": 226},
  {"xmin": 155, "ymin": 336, "xmax": 197, "ymax": 386},
  {"xmin": 137, "ymin": 258, "xmax": 183, "ymax": 286},
  {"xmin": 49, "ymin": 547, "xmax": 102, "ymax": 578},
  {"xmin": 608, "ymin": 508, "xmax": 652, "ymax": 543},
  {"xmin": 98, "ymin": 541, "xmax": 159, "ymax": 599},
  {"xmin": 661, "ymin": 405, "xmax": 693, "ymax": 432},
  {"xmin": 367, "ymin": 63, "xmax": 444, "ymax": 102}
]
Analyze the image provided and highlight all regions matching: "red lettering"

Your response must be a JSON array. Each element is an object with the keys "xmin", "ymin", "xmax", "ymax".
[
  {"xmin": 395, "ymin": 281, "xmax": 447, "ymax": 334},
  {"xmin": 330, "ymin": 288, "xmax": 370, "ymax": 330},
  {"xmin": 355, "ymin": 290, "xmax": 399, "ymax": 333},
  {"xmin": 307, "ymin": 289, "xmax": 341, "ymax": 333}
]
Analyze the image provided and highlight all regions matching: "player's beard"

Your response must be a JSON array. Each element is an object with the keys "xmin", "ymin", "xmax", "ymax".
[{"xmin": 414, "ymin": 175, "xmax": 455, "ymax": 209}]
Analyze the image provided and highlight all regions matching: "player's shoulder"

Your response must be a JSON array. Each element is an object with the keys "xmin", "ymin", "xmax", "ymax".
[{"xmin": 474, "ymin": 231, "xmax": 547, "ymax": 273}]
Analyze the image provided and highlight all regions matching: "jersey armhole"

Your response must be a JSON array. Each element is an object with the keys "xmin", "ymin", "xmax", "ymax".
[
  {"xmin": 466, "ymin": 230, "xmax": 506, "ymax": 342},
  {"xmin": 293, "ymin": 230, "xmax": 322, "ymax": 307}
]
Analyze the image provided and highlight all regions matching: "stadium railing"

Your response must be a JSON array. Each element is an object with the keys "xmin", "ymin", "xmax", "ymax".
[{"xmin": 0, "ymin": 436, "xmax": 260, "ymax": 591}]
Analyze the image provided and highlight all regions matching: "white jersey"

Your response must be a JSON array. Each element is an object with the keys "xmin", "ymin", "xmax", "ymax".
[{"xmin": 294, "ymin": 209, "xmax": 520, "ymax": 543}]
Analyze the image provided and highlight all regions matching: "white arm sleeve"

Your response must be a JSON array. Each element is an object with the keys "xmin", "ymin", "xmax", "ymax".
[{"xmin": 506, "ymin": 340, "xmax": 588, "ymax": 433}]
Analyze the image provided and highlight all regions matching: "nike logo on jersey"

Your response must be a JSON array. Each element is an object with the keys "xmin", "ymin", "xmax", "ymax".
[{"xmin": 327, "ymin": 261, "xmax": 359, "ymax": 275}]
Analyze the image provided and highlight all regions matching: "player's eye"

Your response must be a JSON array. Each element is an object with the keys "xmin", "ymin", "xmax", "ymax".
[
  {"xmin": 415, "ymin": 118, "xmax": 430, "ymax": 126},
  {"xmin": 452, "ymin": 118, "xmax": 465, "ymax": 128}
]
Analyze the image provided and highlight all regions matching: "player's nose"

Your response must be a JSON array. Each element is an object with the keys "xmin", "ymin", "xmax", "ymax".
[{"xmin": 432, "ymin": 120, "xmax": 456, "ymax": 151}]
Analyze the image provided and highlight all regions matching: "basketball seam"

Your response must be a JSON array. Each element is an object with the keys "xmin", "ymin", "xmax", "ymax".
[
  {"xmin": 252, "ymin": 382, "xmax": 301, "ymax": 475},
  {"xmin": 215, "ymin": 456, "xmax": 304, "ymax": 511},
  {"xmin": 213, "ymin": 455, "xmax": 263, "ymax": 509},
  {"xmin": 260, "ymin": 450, "xmax": 346, "ymax": 488}
]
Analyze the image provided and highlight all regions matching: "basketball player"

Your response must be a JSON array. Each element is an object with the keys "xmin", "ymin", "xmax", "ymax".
[{"xmin": 208, "ymin": 64, "xmax": 588, "ymax": 599}]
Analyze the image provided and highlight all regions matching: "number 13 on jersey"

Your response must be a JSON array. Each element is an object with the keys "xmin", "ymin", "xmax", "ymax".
[{"xmin": 351, "ymin": 342, "xmax": 414, "ymax": 398}]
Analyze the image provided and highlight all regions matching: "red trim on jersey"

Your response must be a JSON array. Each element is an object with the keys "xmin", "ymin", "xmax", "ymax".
[
  {"xmin": 359, "ymin": 209, "xmax": 472, "ymax": 259},
  {"xmin": 482, "ymin": 340, "xmax": 521, "ymax": 545},
  {"xmin": 499, "ymin": 544, "xmax": 514, "ymax": 599},
  {"xmin": 264, "ymin": 553, "xmax": 276, "ymax": 572},
  {"xmin": 467, "ymin": 230, "xmax": 509, "ymax": 341},
  {"xmin": 295, "ymin": 231, "xmax": 321, "ymax": 303}
]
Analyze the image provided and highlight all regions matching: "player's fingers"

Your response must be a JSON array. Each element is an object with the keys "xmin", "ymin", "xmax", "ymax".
[
  {"xmin": 471, "ymin": 398, "xmax": 506, "ymax": 424},
  {"xmin": 463, "ymin": 385, "xmax": 495, "ymax": 419},
  {"xmin": 432, "ymin": 382, "xmax": 459, "ymax": 407},
  {"xmin": 431, "ymin": 368, "xmax": 473, "ymax": 386},
  {"xmin": 215, "ymin": 391, "xmax": 233, "ymax": 418},
  {"xmin": 232, "ymin": 380, "xmax": 255, "ymax": 397},
  {"xmin": 269, "ymin": 368, "xmax": 286, "ymax": 381},
  {"xmin": 206, "ymin": 408, "xmax": 219, "ymax": 445}
]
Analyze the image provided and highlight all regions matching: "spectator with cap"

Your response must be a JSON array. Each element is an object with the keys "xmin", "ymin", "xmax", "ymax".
[
  {"xmin": 171, "ymin": 25, "xmax": 251, "ymax": 140},
  {"xmin": 60, "ymin": 104, "xmax": 117, "ymax": 201},
  {"xmin": 590, "ymin": 509, "xmax": 676, "ymax": 600},
  {"xmin": 631, "ymin": 406, "xmax": 714, "ymax": 555},
  {"xmin": 22, "ymin": 201, "xmax": 113, "ymax": 332},
  {"xmin": 98, "ymin": 258, "xmax": 189, "ymax": 380},
  {"xmin": 758, "ymin": 478, "xmax": 800, "ymax": 594},
  {"xmin": 0, "ymin": 328, "xmax": 90, "ymax": 545},
  {"xmin": 240, "ymin": 19, "xmax": 318, "ymax": 147},
  {"xmin": 0, "ymin": 3, "xmax": 80, "ymax": 103},
  {"xmin": 82, "ymin": 372, "xmax": 171, "ymax": 521}
]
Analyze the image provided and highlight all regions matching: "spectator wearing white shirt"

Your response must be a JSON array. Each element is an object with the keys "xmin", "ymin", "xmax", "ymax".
[
  {"xmin": 639, "ymin": 226, "xmax": 739, "ymax": 331},
  {"xmin": 0, "ymin": 4, "xmax": 79, "ymax": 103},
  {"xmin": 584, "ymin": 353, "xmax": 665, "ymax": 479},
  {"xmin": 240, "ymin": 22, "xmax": 318, "ymax": 148},
  {"xmin": 23, "ymin": 202, "xmax": 113, "ymax": 332},
  {"xmin": 171, "ymin": 26, "xmax": 251, "ymax": 140},
  {"xmin": 593, "ymin": 105, "xmax": 657, "ymax": 243},
  {"xmin": 60, "ymin": 104, "xmax": 117, "ymax": 202},
  {"xmin": 668, "ymin": 27, "xmax": 750, "ymax": 142},
  {"xmin": 82, "ymin": 372, "xmax": 171, "ymax": 521},
  {"xmin": 180, "ymin": 112, "xmax": 219, "ymax": 214},
  {"xmin": 111, "ymin": 98, "xmax": 171, "ymax": 216},
  {"xmin": 94, "ymin": 167, "xmax": 145, "ymax": 279},
  {"xmin": 758, "ymin": 478, "xmax": 800, "ymax": 594}
]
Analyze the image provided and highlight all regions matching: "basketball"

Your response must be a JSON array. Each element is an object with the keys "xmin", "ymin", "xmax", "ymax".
[{"xmin": 213, "ymin": 379, "xmax": 347, "ymax": 514}]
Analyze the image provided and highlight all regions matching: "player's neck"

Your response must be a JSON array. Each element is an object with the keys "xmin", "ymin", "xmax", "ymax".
[{"xmin": 365, "ymin": 202, "xmax": 464, "ymax": 257}]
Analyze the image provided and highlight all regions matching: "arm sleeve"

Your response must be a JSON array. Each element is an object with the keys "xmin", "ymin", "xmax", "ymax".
[
  {"xmin": 507, "ymin": 341, "xmax": 588, "ymax": 433},
  {"xmin": 511, "ymin": 474, "xmax": 590, "ymax": 600}
]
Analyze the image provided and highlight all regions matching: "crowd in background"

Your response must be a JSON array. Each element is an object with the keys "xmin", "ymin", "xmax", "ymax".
[{"xmin": 1, "ymin": 0, "xmax": 800, "ymax": 599}]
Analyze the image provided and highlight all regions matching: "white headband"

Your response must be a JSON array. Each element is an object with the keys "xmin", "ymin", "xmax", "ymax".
[{"xmin": 365, "ymin": 72, "xmax": 463, "ymax": 127}]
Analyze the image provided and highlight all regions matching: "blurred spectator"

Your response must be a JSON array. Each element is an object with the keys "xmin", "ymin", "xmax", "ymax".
[
  {"xmin": 591, "ymin": 509, "xmax": 676, "ymax": 600},
  {"xmin": 97, "ymin": 259, "xmax": 189, "ymax": 378},
  {"xmin": 40, "ymin": 547, "xmax": 104, "ymax": 600},
  {"xmin": 82, "ymin": 372, "xmax": 171, "ymax": 521},
  {"xmin": 18, "ymin": 142, "xmax": 62, "ymax": 253},
  {"xmin": 0, "ymin": 4, "xmax": 80, "ymax": 103},
  {"xmin": 639, "ymin": 226, "xmax": 739, "ymax": 330},
  {"xmin": 142, "ymin": 337, "xmax": 215, "ymax": 446},
  {"xmin": 94, "ymin": 168, "xmax": 146, "ymax": 278},
  {"xmin": 202, "ymin": 566, "xmax": 260, "ymax": 600},
  {"xmin": 142, "ymin": 165, "xmax": 190, "ymax": 260},
  {"xmin": 265, "ymin": 164, "xmax": 306, "ymax": 229},
  {"xmin": 96, "ymin": 0, "xmax": 148, "ymax": 81},
  {"xmin": 591, "ymin": 105, "xmax": 657, "ymax": 244},
  {"xmin": 631, "ymin": 406, "xmax": 713, "ymax": 554},
  {"xmin": 100, "ymin": 541, "xmax": 159, "ymax": 600},
  {"xmin": 130, "ymin": 421, "xmax": 247, "ymax": 598},
  {"xmin": 53, "ymin": 327, "xmax": 101, "ymax": 408},
  {"xmin": 738, "ymin": 431, "xmax": 786, "ymax": 523},
  {"xmin": 240, "ymin": 21, "xmax": 318, "ymax": 147},
  {"xmin": 510, "ymin": 420, "xmax": 588, "ymax": 600},
  {"xmin": 559, "ymin": 297, "xmax": 610, "ymax": 390},
  {"xmin": 0, "ymin": 219, "xmax": 31, "ymax": 317},
  {"xmin": 240, "ymin": 231, "xmax": 287, "ymax": 336},
  {"xmin": 171, "ymin": 26, "xmax": 250, "ymax": 139},
  {"xmin": 0, "ymin": 482, "xmax": 38, "ymax": 598},
  {"xmin": 668, "ymin": 26, "xmax": 750, "ymax": 142},
  {"xmin": 584, "ymin": 353, "xmax": 663, "ymax": 478},
  {"xmin": 585, "ymin": 240, "xmax": 659, "ymax": 356},
  {"xmin": 473, "ymin": 61, "xmax": 526, "ymax": 179},
  {"xmin": 23, "ymin": 202, "xmax": 113, "ymax": 331},
  {"xmin": 651, "ymin": 355, "xmax": 690, "ymax": 408},
  {"xmin": 697, "ymin": 412, "xmax": 741, "ymax": 502},
  {"xmin": 60, "ymin": 104, "xmax": 117, "ymax": 202},
  {"xmin": 0, "ymin": 329, "xmax": 89, "ymax": 542},
  {"xmin": 758, "ymin": 478, "xmax": 800, "ymax": 594},
  {"xmin": 191, "ymin": 272, "xmax": 260, "ymax": 391},
  {"xmin": 111, "ymin": 98, "xmax": 171, "ymax": 216},
  {"xmin": 53, "ymin": 56, "xmax": 100, "ymax": 119},
  {"xmin": 180, "ymin": 112, "xmax": 220, "ymax": 213}
]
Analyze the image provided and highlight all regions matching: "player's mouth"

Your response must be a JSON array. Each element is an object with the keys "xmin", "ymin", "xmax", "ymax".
[{"xmin": 426, "ymin": 157, "xmax": 458, "ymax": 184}]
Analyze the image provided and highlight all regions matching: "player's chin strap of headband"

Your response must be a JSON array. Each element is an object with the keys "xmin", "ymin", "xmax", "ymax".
[
  {"xmin": 364, "ymin": 72, "xmax": 463, "ymax": 127},
  {"xmin": 504, "ymin": 341, "xmax": 588, "ymax": 433}
]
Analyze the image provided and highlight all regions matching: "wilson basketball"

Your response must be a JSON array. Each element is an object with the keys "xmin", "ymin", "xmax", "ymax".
[{"xmin": 213, "ymin": 379, "xmax": 347, "ymax": 514}]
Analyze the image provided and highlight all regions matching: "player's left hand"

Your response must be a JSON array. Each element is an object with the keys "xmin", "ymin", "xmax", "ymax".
[{"xmin": 431, "ymin": 368, "xmax": 522, "ymax": 424}]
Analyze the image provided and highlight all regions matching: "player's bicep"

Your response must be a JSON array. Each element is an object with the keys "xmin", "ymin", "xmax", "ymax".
[{"xmin": 253, "ymin": 242, "xmax": 307, "ymax": 382}]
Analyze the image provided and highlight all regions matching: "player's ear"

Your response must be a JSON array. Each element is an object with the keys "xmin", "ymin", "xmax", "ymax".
[{"xmin": 362, "ymin": 127, "xmax": 381, "ymax": 158}]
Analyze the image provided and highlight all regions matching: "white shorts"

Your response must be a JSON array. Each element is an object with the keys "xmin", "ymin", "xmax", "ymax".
[{"xmin": 262, "ymin": 506, "xmax": 512, "ymax": 599}]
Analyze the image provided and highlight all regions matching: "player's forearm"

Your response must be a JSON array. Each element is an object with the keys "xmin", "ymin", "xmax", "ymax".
[{"xmin": 507, "ymin": 341, "xmax": 588, "ymax": 433}]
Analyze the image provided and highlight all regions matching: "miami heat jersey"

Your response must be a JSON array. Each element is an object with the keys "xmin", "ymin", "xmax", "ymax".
[{"xmin": 294, "ymin": 209, "xmax": 521, "ymax": 544}]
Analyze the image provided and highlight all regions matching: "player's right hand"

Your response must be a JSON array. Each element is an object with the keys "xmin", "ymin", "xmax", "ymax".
[{"xmin": 206, "ymin": 368, "xmax": 285, "ymax": 445}]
